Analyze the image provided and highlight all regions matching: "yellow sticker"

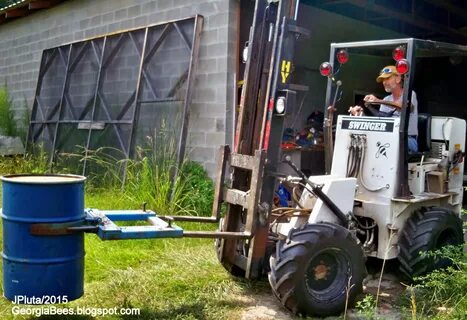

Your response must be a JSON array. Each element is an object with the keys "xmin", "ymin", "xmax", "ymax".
[{"xmin": 281, "ymin": 60, "xmax": 291, "ymax": 83}]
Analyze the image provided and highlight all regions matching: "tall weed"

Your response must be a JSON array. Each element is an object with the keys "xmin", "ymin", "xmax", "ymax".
[
  {"xmin": 355, "ymin": 294, "xmax": 377, "ymax": 319},
  {"xmin": 18, "ymin": 98, "xmax": 31, "ymax": 144},
  {"xmin": 73, "ymin": 133, "xmax": 214, "ymax": 216},
  {"xmin": 404, "ymin": 245, "xmax": 467, "ymax": 319},
  {"xmin": 0, "ymin": 146, "xmax": 49, "ymax": 175},
  {"xmin": 0, "ymin": 86, "xmax": 17, "ymax": 137}
]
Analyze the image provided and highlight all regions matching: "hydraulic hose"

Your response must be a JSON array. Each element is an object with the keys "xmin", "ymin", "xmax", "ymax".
[
  {"xmin": 284, "ymin": 156, "xmax": 349, "ymax": 226},
  {"xmin": 357, "ymin": 135, "xmax": 387, "ymax": 192}
]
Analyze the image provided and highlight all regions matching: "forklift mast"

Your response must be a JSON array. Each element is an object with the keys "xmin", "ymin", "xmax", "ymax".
[{"xmin": 218, "ymin": 0, "xmax": 308, "ymax": 279}]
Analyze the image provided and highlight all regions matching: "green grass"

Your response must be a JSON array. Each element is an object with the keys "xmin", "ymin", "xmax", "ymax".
[
  {"xmin": 0, "ymin": 189, "xmax": 273, "ymax": 320},
  {"xmin": 0, "ymin": 86, "xmax": 18, "ymax": 137},
  {"xmin": 0, "ymin": 147, "xmax": 271, "ymax": 320},
  {"xmin": 0, "ymin": 151, "xmax": 464, "ymax": 319}
]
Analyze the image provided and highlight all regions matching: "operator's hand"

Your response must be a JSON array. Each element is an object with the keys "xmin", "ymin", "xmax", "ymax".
[
  {"xmin": 348, "ymin": 106, "xmax": 363, "ymax": 116},
  {"xmin": 327, "ymin": 106, "xmax": 336, "ymax": 113},
  {"xmin": 363, "ymin": 94, "xmax": 378, "ymax": 103}
]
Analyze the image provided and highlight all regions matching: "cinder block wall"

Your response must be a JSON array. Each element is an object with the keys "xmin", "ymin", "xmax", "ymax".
[{"xmin": 0, "ymin": 0, "xmax": 238, "ymax": 177}]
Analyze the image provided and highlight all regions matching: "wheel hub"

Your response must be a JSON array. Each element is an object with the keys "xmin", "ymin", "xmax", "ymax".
[
  {"xmin": 313, "ymin": 261, "xmax": 331, "ymax": 280},
  {"xmin": 306, "ymin": 251, "xmax": 348, "ymax": 292}
]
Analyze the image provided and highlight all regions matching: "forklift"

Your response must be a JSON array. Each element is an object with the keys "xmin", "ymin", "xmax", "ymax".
[
  {"xmin": 214, "ymin": 0, "xmax": 465, "ymax": 317},
  {"xmin": 4, "ymin": 0, "xmax": 464, "ymax": 317}
]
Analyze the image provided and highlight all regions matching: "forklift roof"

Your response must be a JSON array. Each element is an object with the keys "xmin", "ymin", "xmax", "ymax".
[{"xmin": 330, "ymin": 38, "xmax": 467, "ymax": 58}]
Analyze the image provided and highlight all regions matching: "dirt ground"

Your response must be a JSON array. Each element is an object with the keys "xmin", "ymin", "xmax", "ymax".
[{"xmin": 240, "ymin": 259, "xmax": 405, "ymax": 320}]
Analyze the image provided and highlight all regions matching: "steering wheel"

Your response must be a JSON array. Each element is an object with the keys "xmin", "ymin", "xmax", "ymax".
[{"xmin": 363, "ymin": 101, "xmax": 396, "ymax": 117}]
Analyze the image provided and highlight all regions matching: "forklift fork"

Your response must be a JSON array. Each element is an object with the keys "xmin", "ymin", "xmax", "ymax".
[{"xmin": 217, "ymin": 145, "xmax": 267, "ymax": 279}]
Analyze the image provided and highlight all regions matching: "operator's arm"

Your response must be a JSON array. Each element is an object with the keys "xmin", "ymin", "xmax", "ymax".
[{"xmin": 364, "ymin": 94, "xmax": 402, "ymax": 110}]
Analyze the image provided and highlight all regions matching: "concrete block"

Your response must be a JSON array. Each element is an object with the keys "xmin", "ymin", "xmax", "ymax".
[
  {"xmin": 173, "ymin": 0, "xmax": 188, "ymax": 8},
  {"xmin": 215, "ymin": 118, "xmax": 225, "ymax": 132},
  {"xmin": 207, "ymin": 72, "xmax": 227, "ymax": 84},
  {"xmin": 115, "ymin": 8, "xmax": 128, "ymax": 20},
  {"xmin": 107, "ymin": 22, "xmax": 121, "ymax": 33},
  {"xmin": 198, "ymin": 58, "xmax": 218, "ymax": 74},
  {"xmin": 206, "ymin": 132, "xmax": 225, "ymax": 146},
  {"xmin": 166, "ymin": 8, "xmax": 182, "ymax": 21},
  {"xmin": 80, "ymin": 18, "xmax": 91, "ymax": 29},
  {"xmin": 190, "ymin": 116, "xmax": 216, "ymax": 133},
  {"xmin": 143, "ymin": 2, "xmax": 156, "ymax": 13},
  {"xmin": 128, "ymin": 5, "xmax": 142, "ymax": 18},
  {"xmin": 178, "ymin": 6, "xmax": 195, "ymax": 18},
  {"xmin": 207, "ymin": 13, "xmax": 229, "ymax": 27},
  {"xmin": 84, "ymin": 29, "xmax": 96, "ymax": 39},
  {"xmin": 202, "ymin": 29, "xmax": 218, "ymax": 45},
  {"xmin": 199, "ymin": 2, "xmax": 219, "ymax": 15},
  {"xmin": 103, "ymin": 12, "xmax": 113, "ymax": 24},
  {"xmin": 207, "ymin": 43, "xmax": 227, "ymax": 57},
  {"xmin": 0, "ymin": 136, "xmax": 25, "ymax": 155},
  {"xmin": 188, "ymin": 132, "xmax": 206, "ymax": 146},
  {"xmin": 148, "ymin": 12, "xmax": 165, "ymax": 24},
  {"xmin": 120, "ymin": 19, "xmax": 134, "ymax": 30},
  {"xmin": 74, "ymin": 31, "xmax": 85, "ymax": 41},
  {"xmin": 189, "ymin": 146, "xmax": 215, "ymax": 162},
  {"xmin": 203, "ymin": 161, "xmax": 217, "ymax": 179},
  {"xmin": 194, "ymin": 87, "xmax": 216, "ymax": 103},
  {"xmin": 157, "ymin": 0, "xmax": 174, "ymax": 10},
  {"xmin": 134, "ymin": 15, "xmax": 148, "ymax": 28},
  {"xmin": 0, "ymin": 0, "xmax": 236, "ymax": 172}
]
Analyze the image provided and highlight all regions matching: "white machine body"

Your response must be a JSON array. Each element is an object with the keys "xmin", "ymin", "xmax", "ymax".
[{"xmin": 276, "ymin": 115, "xmax": 465, "ymax": 260}]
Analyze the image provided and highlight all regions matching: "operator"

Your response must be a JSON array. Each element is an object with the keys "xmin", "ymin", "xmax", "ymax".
[{"xmin": 348, "ymin": 65, "xmax": 418, "ymax": 153}]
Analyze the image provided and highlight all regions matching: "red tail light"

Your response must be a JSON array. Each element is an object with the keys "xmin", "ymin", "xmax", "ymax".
[
  {"xmin": 319, "ymin": 62, "xmax": 333, "ymax": 77},
  {"xmin": 393, "ymin": 46, "xmax": 405, "ymax": 61},
  {"xmin": 336, "ymin": 49, "xmax": 349, "ymax": 64},
  {"xmin": 396, "ymin": 59, "xmax": 409, "ymax": 74}
]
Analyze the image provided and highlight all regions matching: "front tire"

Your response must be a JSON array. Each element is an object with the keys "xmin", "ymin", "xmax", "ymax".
[
  {"xmin": 398, "ymin": 207, "xmax": 463, "ymax": 280},
  {"xmin": 269, "ymin": 223, "xmax": 366, "ymax": 317}
]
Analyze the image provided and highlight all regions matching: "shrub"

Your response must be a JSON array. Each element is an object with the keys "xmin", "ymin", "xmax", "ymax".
[
  {"xmin": 71, "ymin": 134, "xmax": 214, "ymax": 216},
  {"xmin": 0, "ymin": 147, "xmax": 49, "ymax": 175},
  {"xmin": 403, "ymin": 244, "xmax": 467, "ymax": 319},
  {"xmin": 0, "ymin": 86, "xmax": 18, "ymax": 137},
  {"xmin": 180, "ymin": 160, "xmax": 214, "ymax": 216},
  {"xmin": 355, "ymin": 294, "xmax": 377, "ymax": 319}
]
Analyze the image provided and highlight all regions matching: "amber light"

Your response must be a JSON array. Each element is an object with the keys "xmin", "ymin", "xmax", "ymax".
[
  {"xmin": 336, "ymin": 49, "xmax": 349, "ymax": 64},
  {"xmin": 396, "ymin": 59, "xmax": 409, "ymax": 74},
  {"xmin": 393, "ymin": 46, "xmax": 405, "ymax": 61},
  {"xmin": 319, "ymin": 62, "xmax": 333, "ymax": 77}
]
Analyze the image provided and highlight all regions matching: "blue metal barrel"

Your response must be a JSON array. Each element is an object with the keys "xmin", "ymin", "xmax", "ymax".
[{"xmin": 1, "ymin": 174, "xmax": 86, "ymax": 303}]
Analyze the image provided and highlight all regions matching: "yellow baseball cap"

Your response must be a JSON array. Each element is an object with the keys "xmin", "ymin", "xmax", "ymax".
[{"xmin": 376, "ymin": 65, "xmax": 399, "ymax": 83}]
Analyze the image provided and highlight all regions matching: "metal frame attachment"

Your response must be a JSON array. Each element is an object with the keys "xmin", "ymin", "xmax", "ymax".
[{"xmin": 28, "ymin": 15, "xmax": 203, "ymax": 177}]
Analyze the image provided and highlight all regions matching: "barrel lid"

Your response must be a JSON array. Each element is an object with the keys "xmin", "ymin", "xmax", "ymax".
[{"xmin": 1, "ymin": 174, "xmax": 86, "ymax": 184}]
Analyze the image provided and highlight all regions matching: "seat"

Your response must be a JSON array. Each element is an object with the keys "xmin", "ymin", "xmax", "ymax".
[
  {"xmin": 408, "ymin": 113, "xmax": 431, "ymax": 161},
  {"xmin": 417, "ymin": 113, "xmax": 432, "ymax": 153}
]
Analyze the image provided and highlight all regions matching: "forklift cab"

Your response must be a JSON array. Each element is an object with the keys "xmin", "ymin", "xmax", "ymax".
[{"xmin": 321, "ymin": 39, "xmax": 466, "ymax": 201}]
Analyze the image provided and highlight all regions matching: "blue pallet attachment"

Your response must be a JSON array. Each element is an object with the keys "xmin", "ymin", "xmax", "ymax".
[{"xmin": 85, "ymin": 209, "xmax": 183, "ymax": 240}]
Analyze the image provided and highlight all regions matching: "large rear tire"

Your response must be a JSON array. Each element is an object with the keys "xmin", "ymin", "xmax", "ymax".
[
  {"xmin": 398, "ymin": 207, "xmax": 463, "ymax": 280},
  {"xmin": 269, "ymin": 223, "xmax": 366, "ymax": 317}
]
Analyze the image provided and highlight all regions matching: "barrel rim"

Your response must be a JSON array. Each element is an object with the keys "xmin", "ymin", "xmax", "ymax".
[{"xmin": 1, "ymin": 174, "xmax": 86, "ymax": 184}]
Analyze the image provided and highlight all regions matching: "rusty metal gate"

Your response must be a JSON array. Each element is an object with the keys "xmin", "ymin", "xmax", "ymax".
[{"xmin": 28, "ymin": 15, "xmax": 203, "ymax": 174}]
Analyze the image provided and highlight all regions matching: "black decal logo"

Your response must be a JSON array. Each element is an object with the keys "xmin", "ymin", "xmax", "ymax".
[
  {"xmin": 341, "ymin": 119, "xmax": 394, "ymax": 132},
  {"xmin": 376, "ymin": 142, "xmax": 390, "ymax": 158}
]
